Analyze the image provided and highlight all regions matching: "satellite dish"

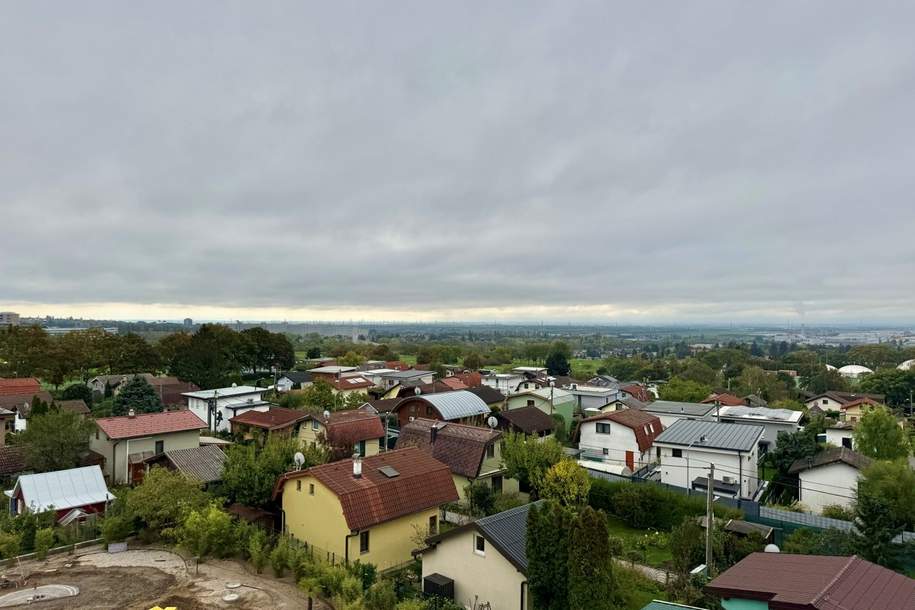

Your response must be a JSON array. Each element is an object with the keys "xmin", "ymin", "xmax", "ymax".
[
  {"xmin": 487, "ymin": 416, "xmax": 498, "ymax": 429},
  {"xmin": 764, "ymin": 544, "xmax": 780, "ymax": 553},
  {"xmin": 323, "ymin": 410, "xmax": 331, "ymax": 420},
  {"xmin": 414, "ymin": 387, "xmax": 422, "ymax": 395},
  {"xmin": 293, "ymin": 452, "xmax": 305, "ymax": 470},
  {"xmin": 231, "ymin": 382, "xmax": 238, "ymax": 387}
]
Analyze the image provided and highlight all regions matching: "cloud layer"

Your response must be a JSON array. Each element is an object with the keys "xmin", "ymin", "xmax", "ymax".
[{"xmin": 2, "ymin": 2, "xmax": 914, "ymax": 322}]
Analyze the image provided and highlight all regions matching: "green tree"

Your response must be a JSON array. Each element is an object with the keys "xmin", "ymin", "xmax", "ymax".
[
  {"xmin": 112, "ymin": 375, "xmax": 163, "ymax": 416},
  {"xmin": 765, "ymin": 424, "xmax": 823, "ymax": 503},
  {"xmin": 178, "ymin": 502, "xmax": 235, "ymax": 560},
  {"xmin": 34, "ymin": 527, "xmax": 54, "ymax": 560},
  {"xmin": 803, "ymin": 368, "xmax": 849, "ymax": 395},
  {"xmin": 855, "ymin": 491, "xmax": 902, "ymax": 568},
  {"xmin": 248, "ymin": 528, "xmax": 269, "ymax": 573},
  {"xmin": 337, "ymin": 351, "xmax": 364, "ymax": 367},
  {"xmin": 783, "ymin": 527, "xmax": 858, "ymax": 556},
  {"xmin": 109, "ymin": 332, "xmax": 161, "ymax": 374},
  {"xmin": 735, "ymin": 366, "xmax": 787, "ymax": 402},
  {"xmin": 501, "ymin": 433, "xmax": 563, "ymax": 497},
  {"xmin": 298, "ymin": 380, "xmax": 338, "ymax": 411},
  {"xmin": 60, "ymin": 382, "xmax": 93, "ymax": 404},
  {"xmin": 539, "ymin": 460, "xmax": 591, "ymax": 508},
  {"xmin": 0, "ymin": 531, "xmax": 21, "ymax": 559},
  {"xmin": 567, "ymin": 506, "xmax": 615, "ymax": 610},
  {"xmin": 659, "ymin": 377, "xmax": 712, "ymax": 402},
  {"xmin": 853, "ymin": 406, "xmax": 910, "ymax": 460},
  {"xmin": 462, "ymin": 352, "xmax": 483, "ymax": 370},
  {"xmin": 124, "ymin": 467, "xmax": 210, "ymax": 540},
  {"xmin": 222, "ymin": 438, "xmax": 325, "ymax": 507},
  {"xmin": 857, "ymin": 460, "xmax": 915, "ymax": 530},
  {"xmin": 679, "ymin": 359, "xmax": 718, "ymax": 386},
  {"xmin": 859, "ymin": 369, "xmax": 915, "ymax": 407},
  {"xmin": 19, "ymin": 408, "xmax": 96, "ymax": 472},
  {"xmin": 170, "ymin": 324, "xmax": 245, "ymax": 389},
  {"xmin": 545, "ymin": 342, "xmax": 572, "ymax": 376},
  {"xmin": 527, "ymin": 502, "xmax": 571, "ymax": 610}
]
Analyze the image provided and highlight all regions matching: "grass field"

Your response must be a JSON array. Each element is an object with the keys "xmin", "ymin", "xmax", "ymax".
[{"xmin": 605, "ymin": 516, "xmax": 673, "ymax": 569}]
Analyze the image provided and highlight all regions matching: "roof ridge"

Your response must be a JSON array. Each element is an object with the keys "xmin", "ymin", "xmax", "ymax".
[{"xmin": 811, "ymin": 555, "xmax": 859, "ymax": 606}]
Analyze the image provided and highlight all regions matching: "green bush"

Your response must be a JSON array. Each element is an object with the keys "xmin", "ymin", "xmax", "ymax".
[
  {"xmin": 270, "ymin": 538, "xmax": 290, "ymax": 577},
  {"xmin": 34, "ymin": 528, "xmax": 54, "ymax": 560},
  {"xmin": 364, "ymin": 580, "xmax": 398, "ymax": 610},
  {"xmin": 248, "ymin": 529, "xmax": 269, "ymax": 574},
  {"xmin": 100, "ymin": 514, "xmax": 135, "ymax": 544},
  {"xmin": 0, "ymin": 531, "xmax": 21, "ymax": 559}
]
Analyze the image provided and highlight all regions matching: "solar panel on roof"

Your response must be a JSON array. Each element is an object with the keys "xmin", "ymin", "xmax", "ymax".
[{"xmin": 378, "ymin": 465, "xmax": 400, "ymax": 478}]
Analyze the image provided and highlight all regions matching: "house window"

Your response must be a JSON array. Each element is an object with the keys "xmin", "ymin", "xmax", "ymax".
[
  {"xmin": 154, "ymin": 440, "xmax": 164, "ymax": 455},
  {"xmin": 602, "ymin": 448, "xmax": 609, "ymax": 456},
  {"xmin": 656, "ymin": 447, "xmax": 661, "ymax": 459},
  {"xmin": 822, "ymin": 399, "xmax": 827, "ymax": 405},
  {"xmin": 296, "ymin": 480, "xmax": 301, "ymax": 492},
  {"xmin": 474, "ymin": 535, "xmax": 485, "ymax": 556},
  {"xmin": 486, "ymin": 444, "xmax": 495, "ymax": 459},
  {"xmin": 356, "ymin": 440, "xmax": 366, "ymax": 456},
  {"xmin": 842, "ymin": 437, "xmax": 852, "ymax": 449},
  {"xmin": 429, "ymin": 515, "xmax": 438, "ymax": 535},
  {"xmin": 309, "ymin": 483, "xmax": 315, "ymax": 495},
  {"xmin": 360, "ymin": 531, "xmax": 370, "ymax": 554},
  {"xmin": 95, "ymin": 430, "xmax": 99, "ymax": 440},
  {"xmin": 312, "ymin": 419, "xmax": 320, "ymax": 430},
  {"xmin": 672, "ymin": 449, "xmax": 683, "ymax": 458},
  {"xmin": 596, "ymin": 423, "xmax": 611, "ymax": 434},
  {"xmin": 491, "ymin": 475, "xmax": 503, "ymax": 494},
  {"xmin": 526, "ymin": 399, "xmax": 535, "ymax": 407}
]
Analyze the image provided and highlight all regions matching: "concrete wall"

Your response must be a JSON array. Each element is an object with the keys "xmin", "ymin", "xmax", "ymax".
[
  {"xmin": 798, "ymin": 462, "xmax": 860, "ymax": 514},
  {"xmin": 657, "ymin": 444, "xmax": 759, "ymax": 498},
  {"xmin": 421, "ymin": 528, "xmax": 528, "ymax": 610},
  {"xmin": 281, "ymin": 475, "xmax": 438, "ymax": 570},
  {"xmin": 90, "ymin": 429, "xmax": 201, "ymax": 484}
]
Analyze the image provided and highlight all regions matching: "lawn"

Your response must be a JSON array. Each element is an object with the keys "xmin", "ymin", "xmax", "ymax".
[
  {"xmin": 615, "ymin": 565, "xmax": 668, "ymax": 610},
  {"xmin": 605, "ymin": 515, "xmax": 673, "ymax": 570}
]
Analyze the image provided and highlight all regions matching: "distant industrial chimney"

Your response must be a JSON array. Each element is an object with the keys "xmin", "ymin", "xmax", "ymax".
[{"xmin": 353, "ymin": 454, "xmax": 362, "ymax": 479}]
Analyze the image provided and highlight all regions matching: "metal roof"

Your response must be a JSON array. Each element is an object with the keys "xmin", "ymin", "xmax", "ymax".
[
  {"xmin": 654, "ymin": 419, "xmax": 763, "ymax": 452},
  {"xmin": 10, "ymin": 465, "xmax": 114, "ymax": 512},
  {"xmin": 379, "ymin": 370, "xmax": 433, "ymax": 379},
  {"xmin": 418, "ymin": 390, "xmax": 491, "ymax": 420},
  {"xmin": 473, "ymin": 501, "xmax": 543, "ymax": 572},
  {"xmin": 182, "ymin": 385, "xmax": 266, "ymax": 399},
  {"xmin": 163, "ymin": 445, "xmax": 227, "ymax": 483},
  {"xmin": 641, "ymin": 400, "xmax": 716, "ymax": 417},
  {"xmin": 718, "ymin": 406, "xmax": 803, "ymax": 424}
]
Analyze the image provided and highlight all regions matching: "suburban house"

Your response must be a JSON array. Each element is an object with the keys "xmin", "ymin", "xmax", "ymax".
[
  {"xmin": 504, "ymin": 387, "xmax": 576, "ymax": 431},
  {"xmin": 378, "ymin": 369, "xmax": 435, "ymax": 391},
  {"xmin": 464, "ymin": 385, "xmax": 506, "ymax": 409},
  {"xmin": 90, "ymin": 410, "xmax": 207, "ymax": 484},
  {"xmin": 598, "ymin": 396, "xmax": 649, "ymax": 413},
  {"xmin": 391, "ymin": 390, "xmax": 492, "ymax": 428},
  {"xmin": 7, "ymin": 465, "xmax": 114, "ymax": 524},
  {"xmin": 495, "ymin": 406, "xmax": 556, "ymax": 438},
  {"xmin": 274, "ymin": 447, "xmax": 458, "ymax": 570},
  {"xmin": 328, "ymin": 375, "xmax": 375, "ymax": 397},
  {"xmin": 636, "ymin": 400, "xmax": 716, "ymax": 428},
  {"xmin": 803, "ymin": 391, "xmax": 884, "ymax": 413},
  {"xmin": 481, "ymin": 372, "xmax": 525, "ymax": 394},
  {"xmin": 789, "ymin": 447, "xmax": 872, "ymax": 514},
  {"xmin": 0, "ymin": 377, "xmax": 41, "ymax": 398},
  {"xmin": 836, "ymin": 397, "xmax": 883, "ymax": 423},
  {"xmin": 619, "ymin": 383, "xmax": 655, "ymax": 403},
  {"xmin": 418, "ymin": 501, "xmax": 541, "ymax": 610},
  {"xmin": 0, "ymin": 446, "xmax": 28, "ymax": 485},
  {"xmin": 183, "ymin": 385, "xmax": 270, "ymax": 433},
  {"xmin": 576, "ymin": 410, "xmax": 664, "ymax": 472},
  {"xmin": 449, "ymin": 371, "xmax": 483, "ymax": 388},
  {"xmin": 654, "ymin": 419, "xmax": 763, "ymax": 499},
  {"xmin": 702, "ymin": 392, "xmax": 745, "ymax": 407},
  {"xmin": 140, "ymin": 445, "xmax": 227, "ymax": 486},
  {"xmin": 229, "ymin": 407, "xmax": 312, "ymax": 444},
  {"xmin": 511, "ymin": 366, "xmax": 548, "ymax": 377},
  {"xmin": 705, "ymin": 552, "xmax": 915, "ymax": 610},
  {"xmin": 306, "ymin": 366, "xmax": 358, "ymax": 383},
  {"xmin": 0, "ymin": 408, "xmax": 13, "ymax": 444},
  {"xmin": 717, "ymin": 406, "xmax": 803, "ymax": 453},
  {"xmin": 397, "ymin": 418, "xmax": 516, "ymax": 499},
  {"xmin": 563, "ymin": 383, "xmax": 619, "ymax": 411},
  {"xmin": 275, "ymin": 371, "xmax": 312, "ymax": 392},
  {"xmin": 86, "ymin": 374, "xmax": 199, "ymax": 406},
  {"xmin": 824, "ymin": 421, "xmax": 855, "ymax": 449},
  {"xmin": 55, "ymin": 399, "xmax": 91, "ymax": 417},
  {"xmin": 299, "ymin": 408, "xmax": 386, "ymax": 458}
]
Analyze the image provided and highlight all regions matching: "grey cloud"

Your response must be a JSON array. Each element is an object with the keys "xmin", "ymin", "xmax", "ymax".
[{"xmin": 1, "ymin": 2, "xmax": 915, "ymax": 321}]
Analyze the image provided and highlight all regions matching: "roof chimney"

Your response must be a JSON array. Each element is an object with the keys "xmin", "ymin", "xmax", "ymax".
[
  {"xmin": 352, "ymin": 453, "xmax": 362, "ymax": 479},
  {"xmin": 128, "ymin": 408, "xmax": 136, "ymax": 418},
  {"xmin": 430, "ymin": 423, "xmax": 438, "ymax": 444}
]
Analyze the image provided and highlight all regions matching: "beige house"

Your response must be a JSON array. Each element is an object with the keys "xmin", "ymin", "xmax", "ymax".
[
  {"xmin": 299, "ymin": 408, "xmax": 386, "ymax": 459},
  {"xmin": 397, "ymin": 418, "xmax": 518, "ymax": 500},
  {"xmin": 90, "ymin": 410, "xmax": 207, "ymax": 484},
  {"xmin": 419, "ymin": 501, "xmax": 539, "ymax": 609}
]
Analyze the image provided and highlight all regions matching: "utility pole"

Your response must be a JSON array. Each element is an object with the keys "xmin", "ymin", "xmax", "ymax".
[{"xmin": 705, "ymin": 463, "xmax": 714, "ymax": 578}]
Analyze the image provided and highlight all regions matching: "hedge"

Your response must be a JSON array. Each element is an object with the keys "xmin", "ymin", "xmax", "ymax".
[{"xmin": 589, "ymin": 479, "xmax": 742, "ymax": 530}]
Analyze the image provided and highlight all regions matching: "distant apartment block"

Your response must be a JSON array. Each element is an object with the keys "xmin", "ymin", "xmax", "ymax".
[{"xmin": 0, "ymin": 312, "xmax": 20, "ymax": 326}]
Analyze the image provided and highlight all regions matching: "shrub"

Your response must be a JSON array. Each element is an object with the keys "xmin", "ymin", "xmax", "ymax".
[
  {"xmin": 34, "ymin": 528, "xmax": 54, "ymax": 560},
  {"xmin": 0, "ymin": 531, "xmax": 21, "ymax": 559},
  {"xmin": 270, "ymin": 538, "xmax": 290, "ymax": 577},
  {"xmin": 822, "ymin": 504, "xmax": 856, "ymax": 521},
  {"xmin": 177, "ymin": 502, "xmax": 235, "ymax": 560},
  {"xmin": 248, "ymin": 529, "xmax": 269, "ymax": 573},
  {"xmin": 364, "ymin": 579, "xmax": 398, "ymax": 610},
  {"xmin": 101, "ymin": 514, "xmax": 135, "ymax": 544}
]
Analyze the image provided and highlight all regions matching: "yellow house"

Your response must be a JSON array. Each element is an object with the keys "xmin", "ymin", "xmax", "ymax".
[
  {"xmin": 273, "ymin": 447, "xmax": 458, "ymax": 570},
  {"xmin": 839, "ymin": 397, "xmax": 883, "ymax": 423},
  {"xmin": 298, "ymin": 408, "xmax": 386, "ymax": 459},
  {"xmin": 396, "ymin": 418, "xmax": 520, "ymax": 501}
]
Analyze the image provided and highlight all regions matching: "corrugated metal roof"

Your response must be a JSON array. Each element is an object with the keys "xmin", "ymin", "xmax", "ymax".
[
  {"xmin": 12, "ymin": 465, "xmax": 114, "ymax": 512},
  {"xmin": 654, "ymin": 419, "xmax": 763, "ymax": 452},
  {"xmin": 419, "ymin": 390, "xmax": 491, "ymax": 420},
  {"xmin": 718, "ymin": 405, "xmax": 803, "ymax": 423},
  {"xmin": 164, "ymin": 445, "xmax": 227, "ymax": 483},
  {"xmin": 641, "ymin": 400, "xmax": 716, "ymax": 417}
]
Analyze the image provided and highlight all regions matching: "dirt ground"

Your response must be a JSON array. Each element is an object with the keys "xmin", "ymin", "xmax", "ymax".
[{"xmin": 0, "ymin": 547, "xmax": 330, "ymax": 610}]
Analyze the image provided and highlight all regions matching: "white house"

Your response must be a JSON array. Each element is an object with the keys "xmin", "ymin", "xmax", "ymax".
[
  {"xmin": 482, "ymin": 373, "xmax": 525, "ymax": 394},
  {"xmin": 789, "ymin": 448, "xmax": 871, "ymax": 514},
  {"xmin": 576, "ymin": 409, "xmax": 663, "ymax": 472},
  {"xmin": 564, "ymin": 383, "xmax": 619, "ymax": 411},
  {"xmin": 654, "ymin": 419, "xmax": 763, "ymax": 500},
  {"xmin": 824, "ymin": 422, "xmax": 855, "ymax": 450},
  {"xmin": 275, "ymin": 372, "xmax": 312, "ymax": 393},
  {"xmin": 182, "ymin": 385, "xmax": 270, "ymax": 433},
  {"xmin": 638, "ymin": 400, "xmax": 716, "ymax": 428},
  {"xmin": 378, "ymin": 369, "xmax": 435, "ymax": 390},
  {"xmin": 419, "ymin": 502, "xmax": 539, "ymax": 610},
  {"xmin": 717, "ymin": 406, "xmax": 803, "ymax": 453},
  {"xmin": 803, "ymin": 391, "xmax": 885, "ymax": 413},
  {"xmin": 511, "ymin": 366, "xmax": 548, "ymax": 377}
]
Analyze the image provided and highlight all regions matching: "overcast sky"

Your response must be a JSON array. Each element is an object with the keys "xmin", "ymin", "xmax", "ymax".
[{"xmin": 2, "ymin": 3, "xmax": 914, "ymax": 323}]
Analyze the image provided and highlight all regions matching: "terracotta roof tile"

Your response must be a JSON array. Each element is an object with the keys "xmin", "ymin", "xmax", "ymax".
[
  {"xmin": 275, "ymin": 447, "xmax": 458, "ymax": 530},
  {"xmin": 0, "ymin": 377, "xmax": 41, "ymax": 397},
  {"xmin": 439, "ymin": 377, "xmax": 468, "ymax": 390},
  {"xmin": 323, "ymin": 410, "xmax": 385, "ymax": 446},
  {"xmin": 95, "ymin": 410, "xmax": 207, "ymax": 440},
  {"xmin": 619, "ymin": 383, "xmax": 652, "ymax": 403},
  {"xmin": 702, "ymin": 392, "xmax": 745, "ymax": 406},
  {"xmin": 397, "ymin": 418, "xmax": 500, "ymax": 478},
  {"xmin": 230, "ymin": 407, "xmax": 309, "ymax": 430},
  {"xmin": 0, "ymin": 445, "xmax": 28, "ymax": 475},
  {"xmin": 56, "ymin": 399, "xmax": 91, "ymax": 416},
  {"xmin": 579, "ymin": 409, "xmax": 664, "ymax": 452}
]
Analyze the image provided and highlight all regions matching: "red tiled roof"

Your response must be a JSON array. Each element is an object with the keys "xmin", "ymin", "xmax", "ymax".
[
  {"xmin": 323, "ymin": 410, "xmax": 386, "ymax": 447},
  {"xmin": 329, "ymin": 376, "xmax": 374, "ymax": 391},
  {"xmin": 385, "ymin": 361, "xmax": 410, "ymax": 371},
  {"xmin": 397, "ymin": 418, "xmax": 500, "ymax": 478},
  {"xmin": 620, "ymin": 383, "xmax": 652, "ymax": 403},
  {"xmin": 839, "ymin": 397, "xmax": 882, "ymax": 410},
  {"xmin": 451, "ymin": 371, "xmax": 482, "ymax": 388},
  {"xmin": 705, "ymin": 553, "xmax": 915, "ymax": 610},
  {"xmin": 0, "ymin": 445, "xmax": 28, "ymax": 475},
  {"xmin": 702, "ymin": 393, "xmax": 745, "ymax": 406},
  {"xmin": 230, "ymin": 407, "xmax": 309, "ymax": 430},
  {"xmin": 0, "ymin": 391, "xmax": 52, "ymax": 412},
  {"xmin": 0, "ymin": 377, "xmax": 41, "ymax": 397},
  {"xmin": 439, "ymin": 377, "xmax": 469, "ymax": 391},
  {"xmin": 95, "ymin": 410, "xmax": 207, "ymax": 440},
  {"xmin": 274, "ymin": 447, "xmax": 458, "ymax": 530},
  {"xmin": 579, "ymin": 409, "xmax": 663, "ymax": 452}
]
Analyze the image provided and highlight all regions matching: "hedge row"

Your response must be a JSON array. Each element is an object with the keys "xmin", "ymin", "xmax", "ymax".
[{"xmin": 589, "ymin": 479, "xmax": 743, "ymax": 530}]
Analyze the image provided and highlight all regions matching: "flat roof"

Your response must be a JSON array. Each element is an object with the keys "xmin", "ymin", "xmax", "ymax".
[
  {"xmin": 641, "ymin": 400, "xmax": 716, "ymax": 417},
  {"xmin": 718, "ymin": 405, "xmax": 803, "ymax": 424},
  {"xmin": 307, "ymin": 366, "xmax": 358, "ymax": 374},
  {"xmin": 182, "ymin": 385, "xmax": 266, "ymax": 399}
]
